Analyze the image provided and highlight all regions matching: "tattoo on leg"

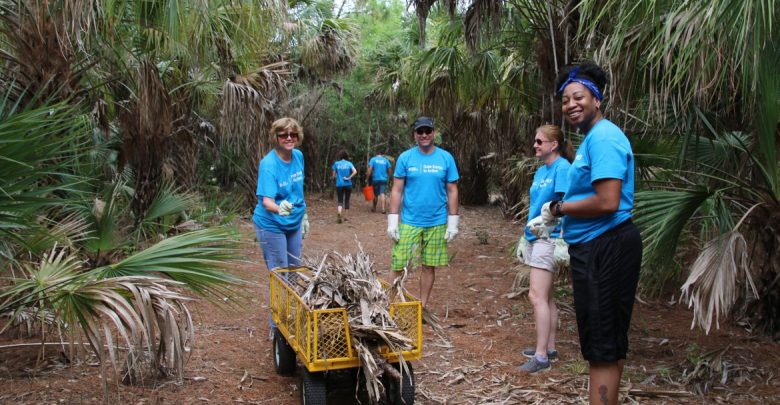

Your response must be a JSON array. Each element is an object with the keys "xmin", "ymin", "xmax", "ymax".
[{"xmin": 599, "ymin": 385, "xmax": 608, "ymax": 405}]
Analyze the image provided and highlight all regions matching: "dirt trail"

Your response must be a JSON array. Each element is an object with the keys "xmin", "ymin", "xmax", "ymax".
[{"xmin": 1, "ymin": 194, "xmax": 779, "ymax": 404}]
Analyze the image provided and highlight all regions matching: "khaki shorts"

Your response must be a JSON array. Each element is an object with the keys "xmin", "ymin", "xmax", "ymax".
[{"xmin": 523, "ymin": 238, "xmax": 556, "ymax": 272}]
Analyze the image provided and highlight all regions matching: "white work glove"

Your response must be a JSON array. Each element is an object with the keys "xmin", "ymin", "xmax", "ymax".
[
  {"xmin": 527, "ymin": 215, "xmax": 554, "ymax": 239},
  {"xmin": 278, "ymin": 200, "xmax": 293, "ymax": 216},
  {"xmin": 386, "ymin": 214, "xmax": 400, "ymax": 242},
  {"xmin": 541, "ymin": 201, "xmax": 560, "ymax": 225},
  {"xmin": 553, "ymin": 238, "xmax": 570, "ymax": 270},
  {"xmin": 444, "ymin": 215, "xmax": 459, "ymax": 243},
  {"xmin": 301, "ymin": 213, "xmax": 310, "ymax": 239},
  {"xmin": 516, "ymin": 236, "xmax": 529, "ymax": 264}
]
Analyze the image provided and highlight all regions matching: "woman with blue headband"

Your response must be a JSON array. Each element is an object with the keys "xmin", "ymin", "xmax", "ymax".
[{"xmin": 537, "ymin": 61, "xmax": 642, "ymax": 404}]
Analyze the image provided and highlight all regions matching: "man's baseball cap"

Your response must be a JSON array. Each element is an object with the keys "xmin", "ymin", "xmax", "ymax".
[{"xmin": 413, "ymin": 116, "xmax": 434, "ymax": 130}]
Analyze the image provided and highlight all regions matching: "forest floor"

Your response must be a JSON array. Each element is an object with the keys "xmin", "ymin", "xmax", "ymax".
[{"xmin": 1, "ymin": 194, "xmax": 779, "ymax": 404}]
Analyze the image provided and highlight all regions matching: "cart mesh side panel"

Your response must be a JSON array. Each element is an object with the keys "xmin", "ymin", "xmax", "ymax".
[
  {"xmin": 271, "ymin": 268, "xmax": 423, "ymax": 371},
  {"xmin": 392, "ymin": 303, "xmax": 420, "ymax": 352},
  {"xmin": 315, "ymin": 311, "xmax": 350, "ymax": 361}
]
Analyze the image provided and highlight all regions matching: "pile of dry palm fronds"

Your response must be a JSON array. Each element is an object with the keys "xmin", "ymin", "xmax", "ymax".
[{"xmin": 291, "ymin": 248, "xmax": 413, "ymax": 404}]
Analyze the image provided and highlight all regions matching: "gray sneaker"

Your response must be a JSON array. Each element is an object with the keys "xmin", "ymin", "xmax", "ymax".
[
  {"xmin": 518, "ymin": 357, "xmax": 551, "ymax": 374},
  {"xmin": 522, "ymin": 347, "xmax": 558, "ymax": 362}
]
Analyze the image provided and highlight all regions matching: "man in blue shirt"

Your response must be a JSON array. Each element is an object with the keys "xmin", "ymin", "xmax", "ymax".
[
  {"xmin": 386, "ymin": 116, "xmax": 459, "ymax": 308},
  {"xmin": 367, "ymin": 151, "xmax": 392, "ymax": 214}
]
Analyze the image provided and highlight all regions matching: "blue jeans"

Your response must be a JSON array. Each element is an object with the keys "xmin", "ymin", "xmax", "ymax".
[{"xmin": 255, "ymin": 224, "xmax": 302, "ymax": 328}]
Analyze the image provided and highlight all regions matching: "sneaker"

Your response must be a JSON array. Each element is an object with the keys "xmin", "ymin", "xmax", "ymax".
[
  {"xmin": 518, "ymin": 357, "xmax": 551, "ymax": 374},
  {"xmin": 522, "ymin": 347, "xmax": 558, "ymax": 362}
]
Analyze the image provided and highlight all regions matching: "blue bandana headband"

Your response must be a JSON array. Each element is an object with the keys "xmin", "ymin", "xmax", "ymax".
[{"xmin": 556, "ymin": 68, "xmax": 603, "ymax": 101}]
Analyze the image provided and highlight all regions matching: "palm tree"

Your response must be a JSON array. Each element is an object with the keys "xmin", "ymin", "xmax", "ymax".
[{"xmin": 0, "ymin": 98, "xmax": 244, "ymax": 392}]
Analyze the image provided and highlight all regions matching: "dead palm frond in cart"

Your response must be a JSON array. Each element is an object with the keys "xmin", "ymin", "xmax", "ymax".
[{"xmin": 293, "ymin": 248, "xmax": 413, "ymax": 404}]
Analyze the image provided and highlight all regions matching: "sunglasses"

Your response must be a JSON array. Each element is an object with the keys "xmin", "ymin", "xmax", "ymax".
[
  {"xmin": 534, "ymin": 139, "xmax": 554, "ymax": 145},
  {"xmin": 277, "ymin": 132, "xmax": 299, "ymax": 140},
  {"xmin": 415, "ymin": 127, "xmax": 433, "ymax": 135}
]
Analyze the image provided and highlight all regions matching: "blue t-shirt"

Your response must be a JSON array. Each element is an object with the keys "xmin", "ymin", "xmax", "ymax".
[
  {"xmin": 394, "ymin": 147, "xmax": 459, "ymax": 227},
  {"xmin": 562, "ymin": 119, "xmax": 634, "ymax": 244},
  {"xmin": 525, "ymin": 157, "xmax": 571, "ymax": 241},
  {"xmin": 369, "ymin": 155, "xmax": 391, "ymax": 182},
  {"xmin": 253, "ymin": 149, "xmax": 306, "ymax": 233},
  {"xmin": 332, "ymin": 159, "xmax": 355, "ymax": 187}
]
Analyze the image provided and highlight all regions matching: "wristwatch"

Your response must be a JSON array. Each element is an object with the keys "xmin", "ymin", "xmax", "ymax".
[{"xmin": 551, "ymin": 200, "xmax": 564, "ymax": 217}]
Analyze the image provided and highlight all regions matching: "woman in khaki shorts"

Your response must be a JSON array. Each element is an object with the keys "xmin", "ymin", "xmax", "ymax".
[{"xmin": 518, "ymin": 125, "xmax": 573, "ymax": 374}]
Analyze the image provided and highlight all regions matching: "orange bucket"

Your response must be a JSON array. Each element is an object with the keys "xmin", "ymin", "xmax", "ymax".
[{"xmin": 362, "ymin": 185, "xmax": 375, "ymax": 201}]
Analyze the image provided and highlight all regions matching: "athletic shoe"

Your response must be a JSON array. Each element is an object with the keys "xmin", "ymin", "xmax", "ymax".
[
  {"xmin": 518, "ymin": 357, "xmax": 551, "ymax": 374},
  {"xmin": 522, "ymin": 348, "xmax": 558, "ymax": 362}
]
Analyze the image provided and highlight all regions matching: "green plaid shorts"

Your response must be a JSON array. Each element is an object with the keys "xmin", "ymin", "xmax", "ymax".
[{"xmin": 391, "ymin": 223, "xmax": 449, "ymax": 271}]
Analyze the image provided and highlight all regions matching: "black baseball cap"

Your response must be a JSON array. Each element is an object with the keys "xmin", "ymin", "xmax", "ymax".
[{"xmin": 413, "ymin": 116, "xmax": 434, "ymax": 130}]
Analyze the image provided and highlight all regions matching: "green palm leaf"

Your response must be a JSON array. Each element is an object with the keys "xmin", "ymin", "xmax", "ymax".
[
  {"xmin": 634, "ymin": 187, "xmax": 713, "ymax": 268},
  {"xmin": 97, "ymin": 227, "xmax": 244, "ymax": 299},
  {"xmin": 0, "ymin": 99, "xmax": 90, "ymax": 256},
  {"xmin": 136, "ymin": 182, "xmax": 200, "ymax": 237}
]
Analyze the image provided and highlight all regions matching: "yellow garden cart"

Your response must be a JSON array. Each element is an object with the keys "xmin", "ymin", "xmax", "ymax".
[{"xmin": 269, "ymin": 267, "xmax": 423, "ymax": 404}]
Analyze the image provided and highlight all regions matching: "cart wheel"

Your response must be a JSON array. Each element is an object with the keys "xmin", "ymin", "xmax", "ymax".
[
  {"xmin": 300, "ymin": 369, "xmax": 327, "ymax": 405},
  {"xmin": 272, "ymin": 328, "xmax": 296, "ymax": 376},
  {"xmin": 385, "ymin": 362, "xmax": 414, "ymax": 405}
]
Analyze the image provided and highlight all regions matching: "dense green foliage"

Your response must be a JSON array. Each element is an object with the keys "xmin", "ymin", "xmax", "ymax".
[{"xmin": 0, "ymin": 0, "xmax": 777, "ymax": 392}]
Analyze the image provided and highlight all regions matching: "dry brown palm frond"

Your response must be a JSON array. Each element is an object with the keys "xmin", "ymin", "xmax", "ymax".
[
  {"xmin": 500, "ymin": 156, "xmax": 536, "ymax": 219},
  {"xmin": 463, "ymin": 0, "xmax": 503, "ymax": 52},
  {"xmin": 0, "ymin": 306, "xmax": 56, "ymax": 338},
  {"xmin": 680, "ymin": 230, "xmax": 757, "ymax": 334},
  {"xmin": 21, "ymin": 211, "xmax": 91, "ymax": 253},
  {"xmin": 60, "ymin": 276, "xmax": 194, "ymax": 386},
  {"xmin": 295, "ymin": 247, "xmax": 415, "ymax": 404},
  {"xmin": 422, "ymin": 69, "xmax": 458, "ymax": 119},
  {"xmin": 412, "ymin": 0, "xmax": 437, "ymax": 47},
  {"xmin": 219, "ymin": 61, "xmax": 289, "ymax": 155},
  {"xmin": 0, "ymin": 0, "xmax": 84, "ymax": 106},
  {"xmin": 218, "ymin": 62, "xmax": 290, "ymax": 207},
  {"xmin": 119, "ymin": 60, "xmax": 173, "ymax": 226},
  {"xmin": 387, "ymin": 267, "xmax": 409, "ymax": 303},
  {"xmin": 301, "ymin": 19, "xmax": 357, "ymax": 79}
]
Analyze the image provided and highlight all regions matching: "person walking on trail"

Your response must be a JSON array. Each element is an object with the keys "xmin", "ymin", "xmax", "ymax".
[
  {"xmin": 517, "ymin": 124, "xmax": 573, "ymax": 375},
  {"xmin": 367, "ymin": 151, "xmax": 392, "ymax": 214},
  {"xmin": 535, "ymin": 61, "xmax": 642, "ymax": 404},
  {"xmin": 386, "ymin": 116, "xmax": 460, "ymax": 308},
  {"xmin": 253, "ymin": 117, "xmax": 310, "ymax": 327},
  {"xmin": 332, "ymin": 149, "xmax": 357, "ymax": 223}
]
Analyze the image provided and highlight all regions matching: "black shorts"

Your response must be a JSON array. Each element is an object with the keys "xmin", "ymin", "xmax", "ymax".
[{"xmin": 569, "ymin": 220, "xmax": 642, "ymax": 362}]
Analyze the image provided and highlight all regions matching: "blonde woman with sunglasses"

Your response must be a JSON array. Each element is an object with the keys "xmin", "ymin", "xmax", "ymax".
[
  {"xmin": 253, "ymin": 117, "xmax": 309, "ymax": 327},
  {"xmin": 518, "ymin": 124, "xmax": 573, "ymax": 374}
]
